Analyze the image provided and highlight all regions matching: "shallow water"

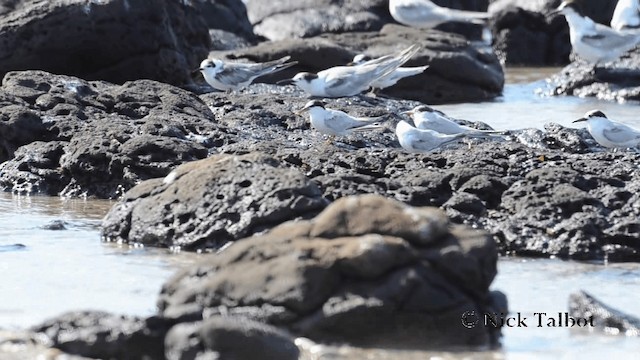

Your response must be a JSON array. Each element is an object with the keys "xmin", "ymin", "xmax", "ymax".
[
  {"xmin": 438, "ymin": 67, "xmax": 640, "ymax": 130},
  {"xmin": 2, "ymin": 68, "xmax": 640, "ymax": 357}
]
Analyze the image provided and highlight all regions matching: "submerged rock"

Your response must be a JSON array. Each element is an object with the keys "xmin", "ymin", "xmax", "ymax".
[
  {"xmin": 569, "ymin": 291, "xmax": 640, "ymax": 336},
  {"xmin": 159, "ymin": 194, "xmax": 506, "ymax": 349}
]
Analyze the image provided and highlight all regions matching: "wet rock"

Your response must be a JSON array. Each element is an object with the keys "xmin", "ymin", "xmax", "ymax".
[
  {"xmin": 42, "ymin": 220, "xmax": 67, "ymax": 230},
  {"xmin": 0, "ymin": 330, "xmax": 93, "ymax": 360},
  {"xmin": 569, "ymin": 291, "xmax": 640, "ymax": 336},
  {"xmin": 165, "ymin": 317, "xmax": 299, "ymax": 360},
  {"xmin": 159, "ymin": 194, "xmax": 505, "ymax": 349},
  {"xmin": 194, "ymin": 0, "xmax": 255, "ymax": 42},
  {"xmin": 0, "ymin": 0, "xmax": 213, "ymax": 86},
  {"xmin": 101, "ymin": 153, "xmax": 327, "ymax": 250},
  {"xmin": 32, "ymin": 311, "xmax": 171, "ymax": 360},
  {"xmin": 544, "ymin": 48, "xmax": 640, "ymax": 102},
  {"xmin": 208, "ymin": 24, "xmax": 504, "ymax": 104},
  {"xmin": 0, "ymin": 70, "xmax": 227, "ymax": 198}
]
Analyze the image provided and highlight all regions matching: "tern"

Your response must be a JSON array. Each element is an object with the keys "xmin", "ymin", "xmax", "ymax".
[
  {"xmin": 402, "ymin": 105, "xmax": 501, "ymax": 136},
  {"xmin": 611, "ymin": 0, "xmax": 640, "ymax": 32},
  {"xmin": 395, "ymin": 120, "xmax": 470, "ymax": 153},
  {"xmin": 552, "ymin": 0, "xmax": 640, "ymax": 64},
  {"xmin": 295, "ymin": 100, "xmax": 385, "ymax": 137},
  {"xmin": 389, "ymin": 0, "xmax": 489, "ymax": 29},
  {"xmin": 573, "ymin": 110, "xmax": 640, "ymax": 149},
  {"xmin": 351, "ymin": 54, "xmax": 429, "ymax": 91},
  {"xmin": 198, "ymin": 56, "xmax": 297, "ymax": 91},
  {"xmin": 287, "ymin": 44, "xmax": 421, "ymax": 97}
]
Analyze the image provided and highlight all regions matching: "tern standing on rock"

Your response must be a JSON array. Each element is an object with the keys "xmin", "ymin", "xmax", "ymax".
[
  {"xmin": 611, "ymin": 0, "xmax": 640, "ymax": 32},
  {"xmin": 286, "ymin": 44, "xmax": 421, "ymax": 97},
  {"xmin": 198, "ymin": 56, "xmax": 297, "ymax": 91},
  {"xmin": 573, "ymin": 110, "xmax": 640, "ymax": 149},
  {"xmin": 350, "ymin": 54, "xmax": 429, "ymax": 92},
  {"xmin": 296, "ymin": 100, "xmax": 385, "ymax": 137},
  {"xmin": 389, "ymin": 0, "xmax": 489, "ymax": 28},
  {"xmin": 402, "ymin": 105, "xmax": 501, "ymax": 136},
  {"xmin": 395, "ymin": 120, "xmax": 468, "ymax": 153},
  {"xmin": 552, "ymin": 0, "xmax": 640, "ymax": 64}
]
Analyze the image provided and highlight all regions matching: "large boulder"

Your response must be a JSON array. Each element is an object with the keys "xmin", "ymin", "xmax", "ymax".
[
  {"xmin": 158, "ymin": 194, "xmax": 506, "ymax": 349},
  {"xmin": 207, "ymin": 24, "xmax": 504, "ymax": 104},
  {"xmin": 0, "ymin": 70, "xmax": 226, "ymax": 198},
  {"xmin": 0, "ymin": 0, "xmax": 218, "ymax": 86},
  {"xmin": 101, "ymin": 153, "xmax": 328, "ymax": 250}
]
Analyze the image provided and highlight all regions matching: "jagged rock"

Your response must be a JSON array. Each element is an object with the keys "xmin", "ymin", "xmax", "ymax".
[
  {"xmin": 569, "ymin": 290, "xmax": 640, "ymax": 336},
  {"xmin": 101, "ymin": 153, "xmax": 328, "ymax": 250},
  {"xmin": 165, "ymin": 317, "xmax": 299, "ymax": 360},
  {"xmin": 0, "ymin": 70, "xmax": 227, "ymax": 198},
  {"xmin": 158, "ymin": 194, "xmax": 506, "ymax": 349},
  {"xmin": 544, "ymin": 49, "xmax": 640, "ymax": 102},
  {"xmin": 207, "ymin": 24, "xmax": 504, "ymax": 104}
]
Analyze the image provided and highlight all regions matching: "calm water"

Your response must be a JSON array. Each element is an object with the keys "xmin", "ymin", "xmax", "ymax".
[{"xmin": 1, "ymin": 68, "xmax": 640, "ymax": 357}]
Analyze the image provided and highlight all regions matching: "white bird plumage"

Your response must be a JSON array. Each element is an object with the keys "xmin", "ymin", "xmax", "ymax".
[
  {"xmin": 573, "ymin": 110, "xmax": 640, "ymax": 149},
  {"xmin": 296, "ymin": 100, "xmax": 385, "ymax": 137},
  {"xmin": 554, "ymin": 1, "xmax": 640, "ymax": 64},
  {"xmin": 289, "ymin": 44, "xmax": 421, "ymax": 97},
  {"xmin": 395, "ymin": 120, "xmax": 468, "ymax": 153},
  {"xmin": 199, "ymin": 56, "xmax": 297, "ymax": 91},
  {"xmin": 389, "ymin": 0, "xmax": 489, "ymax": 29},
  {"xmin": 351, "ymin": 54, "xmax": 429, "ymax": 91},
  {"xmin": 402, "ymin": 105, "xmax": 500, "ymax": 136},
  {"xmin": 611, "ymin": 0, "xmax": 640, "ymax": 32}
]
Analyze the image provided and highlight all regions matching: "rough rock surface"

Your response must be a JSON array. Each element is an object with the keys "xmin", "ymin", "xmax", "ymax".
[
  {"xmin": 31, "ymin": 311, "xmax": 171, "ymax": 360},
  {"xmin": 544, "ymin": 48, "xmax": 640, "ymax": 102},
  {"xmin": 569, "ymin": 291, "xmax": 640, "ymax": 336},
  {"xmin": 0, "ymin": 70, "xmax": 226, "ymax": 198},
  {"xmin": 0, "ymin": 0, "xmax": 216, "ymax": 86},
  {"xmin": 246, "ymin": 0, "xmax": 489, "ymax": 41},
  {"xmin": 207, "ymin": 24, "xmax": 505, "ymax": 104},
  {"xmin": 0, "ymin": 330, "xmax": 93, "ymax": 359},
  {"xmin": 165, "ymin": 316, "xmax": 299, "ymax": 360},
  {"xmin": 101, "ymin": 153, "xmax": 327, "ymax": 250},
  {"xmin": 159, "ymin": 194, "xmax": 506, "ymax": 349}
]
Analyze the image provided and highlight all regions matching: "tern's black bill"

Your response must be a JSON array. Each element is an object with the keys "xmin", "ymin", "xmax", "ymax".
[
  {"xmin": 191, "ymin": 68, "xmax": 201, "ymax": 75},
  {"xmin": 572, "ymin": 118, "xmax": 587, "ymax": 123},
  {"xmin": 276, "ymin": 79, "xmax": 294, "ymax": 85}
]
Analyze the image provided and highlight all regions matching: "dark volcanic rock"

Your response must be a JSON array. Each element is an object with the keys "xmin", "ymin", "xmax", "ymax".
[
  {"xmin": 544, "ymin": 48, "xmax": 640, "ymax": 102},
  {"xmin": 0, "ymin": 0, "xmax": 215, "ymax": 86},
  {"xmin": 246, "ymin": 0, "xmax": 490, "ymax": 41},
  {"xmin": 208, "ymin": 24, "xmax": 504, "ymax": 104},
  {"xmin": 569, "ymin": 291, "xmax": 640, "ymax": 336},
  {"xmin": 0, "ymin": 70, "xmax": 226, "ymax": 198},
  {"xmin": 159, "ymin": 194, "xmax": 505, "ymax": 349},
  {"xmin": 165, "ymin": 317, "xmax": 299, "ymax": 360},
  {"xmin": 246, "ymin": 0, "xmax": 392, "ymax": 41},
  {"xmin": 490, "ymin": 6, "xmax": 569, "ymax": 65},
  {"xmin": 32, "ymin": 311, "xmax": 171, "ymax": 360},
  {"xmin": 194, "ymin": 0, "xmax": 255, "ymax": 42},
  {"xmin": 101, "ymin": 153, "xmax": 327, "ymax": 250}
]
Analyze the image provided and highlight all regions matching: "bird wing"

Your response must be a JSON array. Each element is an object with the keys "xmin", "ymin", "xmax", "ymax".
[
  {"xmin": 602, "ymin": 124, "xmax": 640, "ymax": 145},
  {"xmin": 584, "ymin": 25, "xmax": 640, "ymax": 49},
  {"xmin": 411, "ymin": 132, "xmax": 463, "ymax": 151},
  {"xmin": 393, "ymin": 1, "xmax": 443, "ymax": 27},
  {"xmin": 216, "ymin": 63, "xmax": 261, "ymax": 84},
  {"xmin": 324, "ymin": 110, "xmax": 381, "ymax": 133}
]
